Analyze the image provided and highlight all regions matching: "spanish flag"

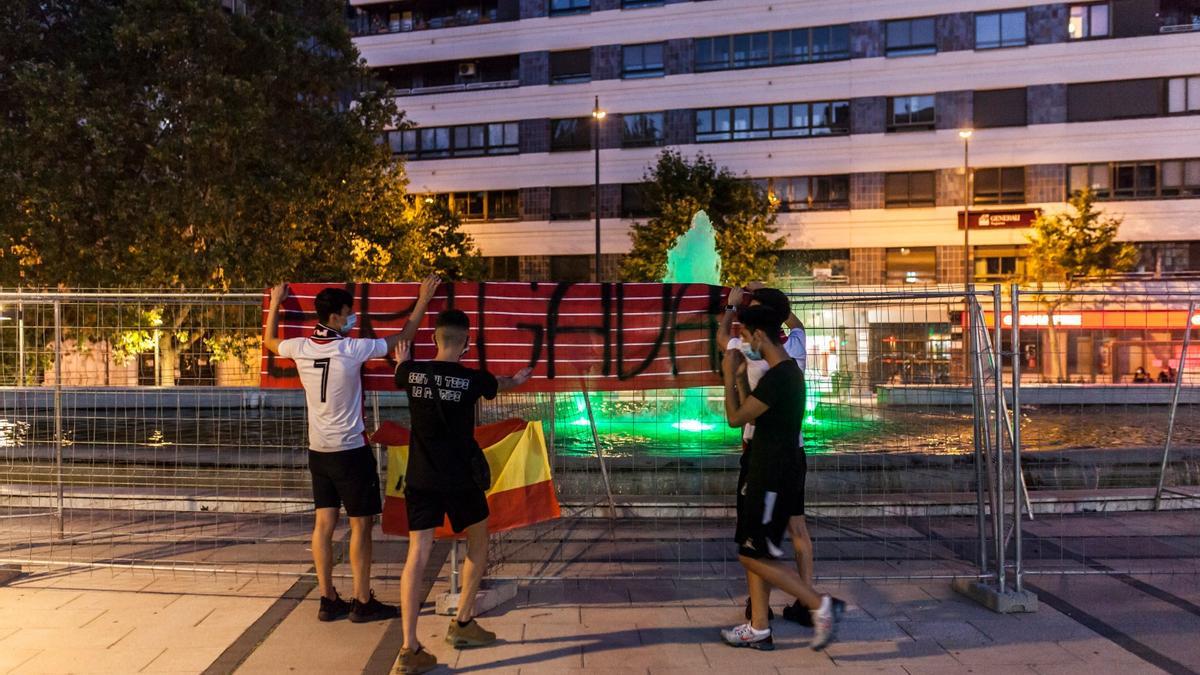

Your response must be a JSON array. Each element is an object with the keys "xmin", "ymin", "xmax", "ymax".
[{"xmin": 373, "ymin": 418, "xmax": 561, "ymax": 538}]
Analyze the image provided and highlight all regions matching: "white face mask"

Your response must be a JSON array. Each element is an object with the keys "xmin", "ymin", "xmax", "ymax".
[{"xmin": 341, "ymin": 313, "xmax": 357, "ymax": 332}]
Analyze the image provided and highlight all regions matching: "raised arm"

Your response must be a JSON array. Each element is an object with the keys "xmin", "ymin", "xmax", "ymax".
[
  {"xmin": 785, "ymin": 311, "xmax": 803, "ymax": 330},
  {"xmin": 722, "ymin": 348, "xmax": 768, "ymax": 428},
  {"xmin": 497, "ymin": 367, "xmax": 534, "ymax": 392},
  {"xmin": 388, "ymin": 274, "xmax": 440, "ymax": 351},
  {"xmin": 263, "ymin": 283, "xmax": 288, "ymax": 355},
  {"xmin": 717, "ymin": 286, "xmax": 744, "ymax": 347}
]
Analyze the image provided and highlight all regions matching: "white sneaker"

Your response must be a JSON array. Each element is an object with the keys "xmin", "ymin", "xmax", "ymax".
[
  {"xmin": 720, "ymin": 622, "xmax": 775, "ymax": 651},
  {"xmin": 810, "ymin": 595, "xmax": 839, "ymax": 651}
]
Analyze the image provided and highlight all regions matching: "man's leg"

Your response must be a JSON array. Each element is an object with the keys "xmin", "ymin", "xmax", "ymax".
[
  {"xmin": 747, "ymin": 571, "xmax": 772, "ymax": 630},
  {"xmin": 789, "ymin": 515, "xmax": 814, "ymax": 587},
  {"xmin": 738, "ymin": 555, "xmax": 821, "ymax": 609},
  {"xmin": 348, "ymin": 515, "xmax": 374, "ymax": 603},
  {"xmin": 455, "ymin": 519, "xmax": 488, "ymax": 623},
  {"xmin": 312, "ymin": 507, "xmax": 340, "ymax": 599},
  {"xmin": 401, "ymin": 529, "xmax": 435, "ymax": 651}
]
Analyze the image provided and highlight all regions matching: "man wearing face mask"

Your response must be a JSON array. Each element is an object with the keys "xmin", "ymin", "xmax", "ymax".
[
  {"xmin": 264, "ymin": 277, "xmax": 439, "ymax": 623},
  {"xmin": 717, "ymin": 285, "xmax": 816, "ymax": 623}
]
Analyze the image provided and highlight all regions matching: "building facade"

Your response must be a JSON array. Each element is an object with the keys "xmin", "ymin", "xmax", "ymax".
[{"xmin": 349, "ymin": 0, "xmax": 1200, "ymax": 284}]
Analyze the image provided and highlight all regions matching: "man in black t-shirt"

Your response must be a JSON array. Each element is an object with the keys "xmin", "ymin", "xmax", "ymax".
[
  {"xmin": 720, "ymin": 305, "xmax": 841, "ymax": 653},
  {"xmin": 392, "ymin": 310, "xmax": 532, "ymax": 675}
]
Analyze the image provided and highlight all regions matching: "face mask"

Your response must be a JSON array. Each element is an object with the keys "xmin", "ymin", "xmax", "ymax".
[
  {"xmin": 740, "ymin": 344, "xmax": 764, "ymax": 361},
  {"xmin": 341, "ymin": 313, "xmax": 357, "ymax": 332}
]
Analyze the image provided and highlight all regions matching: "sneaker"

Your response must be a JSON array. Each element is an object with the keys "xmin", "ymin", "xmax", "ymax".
[
  {"xmin": 392, "ymin": 645, "xmax": 437, "ymax": 674},
  {"xmin": 810, "ymin": 595, "xmax": 840, "ymax": 651},
  {"xmin": 317, "ymin": 592, "xmax": 351, "ymax": 622},
  {"xmin": 446, "ymin": 618, "xmax": 497, "ymax": 649},
  {"xmin": 783, "ymin": 596, "xmax": 844, "ymax": 627},
  {"xmin": 720, "ymin": 622, "xmax": 775, "ymax": 651},
  {"xmin": 742, "ymin": 597, "xmax": 775, "ymax": 621},
  {"xmin": 349, "ymin": 590, "xmax": 399, "ymax": 623}
]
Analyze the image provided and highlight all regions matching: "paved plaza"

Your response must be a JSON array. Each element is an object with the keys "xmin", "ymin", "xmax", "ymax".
[{"xmin": 1, "ymin": 510, "xmax": 1198, "ymax": 674}]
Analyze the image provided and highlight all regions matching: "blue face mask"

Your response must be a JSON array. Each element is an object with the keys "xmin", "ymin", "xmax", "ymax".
[
  {"xmin": 740, "ymin": 344, "xmax": 763, "ymax": 361},
  {"xmin": 341, "ymin": 313, "xmax": 357, "ymax": 332}
]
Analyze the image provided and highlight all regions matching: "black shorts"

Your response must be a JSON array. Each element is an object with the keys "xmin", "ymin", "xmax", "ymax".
[
  {"xmin": 308, "ymin": 445, "xmax": 382, "ymax": 517},
  {"xmin": 405, "ymin": 487, "xmax": 489, "ymax": 533},
  {"xmin": 735, "ymin": 484, "xmax": 800, "ymax": 560},
  {"xmin": 789, "ymin": 449, "xmax": 808, "ymax": 517}
]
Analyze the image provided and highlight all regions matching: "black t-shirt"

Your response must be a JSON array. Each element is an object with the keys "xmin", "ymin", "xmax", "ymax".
[
  {"xmin": 396, "ymin": 360, "xmax": 499, "ymax": 492},
  {"xmin": 746, "ymin": 359, "xmax": 805, "ymax": 494}
]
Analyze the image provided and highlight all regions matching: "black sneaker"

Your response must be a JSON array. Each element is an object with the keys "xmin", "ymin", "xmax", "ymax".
[
  {"xmin": 783, "ymin": 596, "xmax": 845, "ymax": 627},
  {"xmin": 349, "ymin": 590, "xmax": 399, "ymax": 623},
  {"xmin": 318, "ymin": 592, "xmax": 351, "ymax": 622},
  {"xmin": 743, "ymin": 597, "xmax": 775, "ymax": 621}
]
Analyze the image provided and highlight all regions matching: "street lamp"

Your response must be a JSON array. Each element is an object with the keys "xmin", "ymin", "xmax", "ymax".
[
  {"xmin": 592, "ymin": 96, "xmax": 606, "ymax": 283},
  {"xmin": 959, "ymin": 128, "xmax": 974, "ymax": 382}
]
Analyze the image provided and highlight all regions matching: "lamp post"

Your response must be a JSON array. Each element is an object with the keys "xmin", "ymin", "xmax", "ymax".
[
  {"xmin": 592, "ymin": 96, "xmax": 607, "ymax": 283},
  {"xmin": 959, "ymin": 128, "xmax": 974, "ymax": 382}
]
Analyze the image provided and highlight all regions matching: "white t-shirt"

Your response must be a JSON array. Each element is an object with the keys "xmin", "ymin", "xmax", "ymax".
[
  {"xmin": 727, "ymin": 327, "xmax": 806, "ymax": 443},
  {"xmin": 278, "ymin": 334, "xmax": 388, "ymax": 452}
]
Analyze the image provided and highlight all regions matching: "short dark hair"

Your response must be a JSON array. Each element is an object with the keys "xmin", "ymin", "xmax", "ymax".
[
  {"xmin": 750, "ymin": 287, "xmax": 790, "ymax": 322},
  {"xmin": 314, "ymin": 288, "xmax": 354, "ymax": 324},
  {"xmin": 435, "ymin": 309, "xmax": 470, "ymax": 331},
  {"xmin": 737, "ymin": 305, "xmax": 784, "ymax": 344}
]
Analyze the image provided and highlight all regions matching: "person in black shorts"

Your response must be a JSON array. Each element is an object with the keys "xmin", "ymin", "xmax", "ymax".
[
  {"xmin": 264, "ymin": 278, "xmax": 437, "ymax": 623},
  {"xmin": 392, "ymin": 310, "xmax": 532, "ymax": 674},
  {"xmin": 720, "ymin": 304, "xmax": 841, "ymax": 652}
]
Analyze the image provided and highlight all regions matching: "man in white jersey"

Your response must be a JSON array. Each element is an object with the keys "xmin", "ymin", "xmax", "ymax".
[
  {"xmin": 719, "ymin": 284, "xmax": 842, "ymax": 626},
  {"xmin": 264, "ymin": 278, "xmax": 438, "ymax": 623}
]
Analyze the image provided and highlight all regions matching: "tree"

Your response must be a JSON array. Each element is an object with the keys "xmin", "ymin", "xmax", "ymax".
[
  {"xmin": 620, "ymin": 150, "xmax": 783, "ymax": 286},
  {"xmin": 0, "ymin": 0, "xmax": 480, "ymax": 383},
  {"xmin": 1022, "ymin": 189, "xmax": 1138, "ymax": 381}
]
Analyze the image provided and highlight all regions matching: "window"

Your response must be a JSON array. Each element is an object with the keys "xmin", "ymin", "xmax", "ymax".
[
  {"xmin": 695, "ymin": 101, "xmax": 850, "ymax": 142},
  {"xmin": 1067, "ymin": 79, "xmax": 1164, "ymax": 122},
  {"xmin": 1161, "ymin": 159, "xmax": 1200, "ymax": 197},
  {"xmin": 885, "ymin": 171, "xmax": 936, "ymax": 207},
  {"xmin": 621, "ymin": 183, "xmax": 652, "ymax": 217},
  {"xmin": 622, "ymin": 43, "xmax": 664, "ymax": 78},
  {"xmin": 1068, "ymin": 160, "xmax": 1177, "ymax": 199},
  {"xmin": 973, "ymin": 167, "xmax": 1026, "ymax": 205},
  {"xmin": 975, "ymin": 10, "xmax": 1027, "ymax": 49},
  {"xmin": 888, "ymin": 95, "xmax": 936, "ymax": 132},
  {"xmin": 1168, "ymin": 76, "xmax": 1200, "ymax": 113},
  {"xmin": 1069, "ymin": 3, "xmax": 1110, "ymax": 39},
  {"xmin": 885, "ymin": 247, "xmax": 937, "ymax": 284},
  {"xmin": 550, "ymin": 0, "xmax": 589, "ymax": 16},
  {"xmin": 622, "ymin": 0, "xmax": 664, "ymax": 7},
  {"xmin": 484, "ymin": 256, "xmax": 520, "ymax": 281},
  {"xmin": 885, "ymin": 17, "xmax": 937, "ymax": 56},
  {"xmin": 974, "ymin": 246, "xmax": 1027, "ymax": 282},
  {"xmin": 550, "ymin": 255, "xmax": 593, "ymax": 282},
  {"xmin": 621, "ymin": 112, "xmax": 665, "ymax": 147},
  {"xmin": 973, "ymin": 88, "xmax": 1027, "ymax": 128},
  {"xmin": 433, "ymin": 190, "xmax": 519, "ymax": 222},
  {"xmin": 694, "ymin": 25, "xmax": 849, "ymax": 71},
  {"xmin": 389, "ymin": 122, "xmax": 518, "ymax": 159},
  {"xmin": 551, "ymin": 117, "xmax": 592, "ymax": 151},
  {"xmin": 550, "ymin": 187, "xmax": 593, "ymax": 220},
  {"xmin": 1068, "ymin": 162, "xmax": 1113, "ymax": 198},
  {"xmin": 763, "ymin": 175, "xmax": 851, "ymax": 211},
  {"xmin": 550, "ymin": 49, "xmax": 591, "ymax": 84}
]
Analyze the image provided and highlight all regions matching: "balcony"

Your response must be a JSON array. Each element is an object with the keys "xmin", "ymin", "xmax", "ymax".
[
  {"xmin": 373, "ymin": 55, "xmax": 520, "ymax": 98},
  {"xmin": 348, "ymin": 0, "xmax": 518, "ymax": 37}
]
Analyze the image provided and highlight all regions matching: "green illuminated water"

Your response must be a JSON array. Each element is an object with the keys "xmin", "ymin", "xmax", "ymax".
[{"xmin": 551, "ymin": 210, "xmax": 878, "ymax": 459}]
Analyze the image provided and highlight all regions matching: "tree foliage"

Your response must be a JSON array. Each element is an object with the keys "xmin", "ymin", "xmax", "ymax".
[
  {"xmin": 0, "ymin": 0, "xmax": 479, "ymax": 289},
  {"xmin": 620, "ymin": 150, "xmax": 784, "ymax": 286},
  {"xmin": 1022, "ymin": 188, "xmax": 1137, "ymax": 382}
]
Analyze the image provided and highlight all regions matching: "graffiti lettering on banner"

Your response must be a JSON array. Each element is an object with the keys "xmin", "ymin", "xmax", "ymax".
[{"xmin": 260, "ymin": 282, "xmax": 726, "ymax": 392}]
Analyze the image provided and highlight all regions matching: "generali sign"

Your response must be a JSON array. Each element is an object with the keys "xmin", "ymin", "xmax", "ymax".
[{"xmin": 957, "ymin": 208, "xmax": 1040, "ymax": 229}]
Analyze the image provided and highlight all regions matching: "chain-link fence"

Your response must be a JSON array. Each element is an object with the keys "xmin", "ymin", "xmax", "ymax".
[{"xmin": 0, "ymin": 286, "xmax": 1196, "ymax": 589}]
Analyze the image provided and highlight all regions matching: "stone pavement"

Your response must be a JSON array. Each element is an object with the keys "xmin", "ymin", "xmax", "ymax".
[{"xmin": 1, "ymin": 510, "xmax": 1198, "ymax": 675}]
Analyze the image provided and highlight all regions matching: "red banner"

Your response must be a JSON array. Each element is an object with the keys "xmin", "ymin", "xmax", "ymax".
[{"xmin": 259, "ymin": 282, "xmax": 726, "ymax": 392}]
